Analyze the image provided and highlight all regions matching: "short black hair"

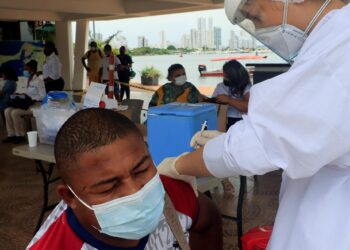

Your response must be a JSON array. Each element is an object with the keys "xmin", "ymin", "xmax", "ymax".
[
  {"xmin": 44, "ymin": 41, "xmax": 58, "ymax": 55},
  {"xmin": 54, "ymin": 108, "xmax": 142, "ymax": 180},
  {"xmin": 25, "ymin": 60, "xmax": 38, "ymax": 73},
  {"xmin": 104, "ymin": 44, "xmax": 112, "ymax": 51},
  {"xmin": 167, "ymin": 63, "xmax": 185, "ymax": 81},
  {"xmin": 89, "ymin": 41, "xmax": 97, "ymax": 47},
  {"xmin": 2, "ymin": 66, "xmax": 18, "ymax": 81}
]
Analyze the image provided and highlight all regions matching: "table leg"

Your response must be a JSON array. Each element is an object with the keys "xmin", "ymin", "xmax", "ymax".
[
  {"xmin": 34, "ymin": 160, "xmax": 49, "ymax": 234},
  {"xmin": 33, "ymin": 160, "xmax": 60, "ymax": 235}
]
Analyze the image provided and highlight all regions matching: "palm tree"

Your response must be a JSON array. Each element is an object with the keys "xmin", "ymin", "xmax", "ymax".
[{"xmin": 104, "ymin": 31, "xmax": 122, "ymax": 45}]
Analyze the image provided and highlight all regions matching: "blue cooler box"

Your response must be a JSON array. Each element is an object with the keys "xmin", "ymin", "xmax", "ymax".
[{"xmin": 148, "ymin": 102, "xmax": 217, "ymax": 165}]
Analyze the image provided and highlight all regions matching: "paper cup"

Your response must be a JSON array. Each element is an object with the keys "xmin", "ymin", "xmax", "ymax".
[
  {"xmin": 27, "ymin": 131, "xmax": 38, "ymax": 147},
  {"xmin": 108, "ymin": 65, "xmax": 114, "ymax": 71}
]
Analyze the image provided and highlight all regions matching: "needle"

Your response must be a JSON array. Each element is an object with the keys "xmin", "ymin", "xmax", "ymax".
[{"xmin": 194, "ymin": 120, "xmax": 207, "ymax": 149}]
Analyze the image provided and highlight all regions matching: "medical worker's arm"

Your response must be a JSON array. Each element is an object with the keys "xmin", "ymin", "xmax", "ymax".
[
  {"xmin": 176, "ymin": 56, "xmax": 350, "ymax": 179},
  {"xmin": 189, "ymin": 193, "xmax": 223, "ymax": 250}
]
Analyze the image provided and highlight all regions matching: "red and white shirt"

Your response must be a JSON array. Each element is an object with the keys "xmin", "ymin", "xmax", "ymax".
[{"xmin": 27, "ymin": 176, "xmax": 198, "ymax": 250}]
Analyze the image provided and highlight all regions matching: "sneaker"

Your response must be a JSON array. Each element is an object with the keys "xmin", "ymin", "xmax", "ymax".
[
  {"xmin": 2, "ymin": 136, "xmax": 16, "ymax": 143},
  {"xmin": 13, "ymin": 136, "xmax": 26, "ymax": 144}
]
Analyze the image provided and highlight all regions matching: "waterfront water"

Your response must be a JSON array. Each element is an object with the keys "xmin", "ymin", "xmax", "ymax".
[{"xmin": 131, "ymin": 52, "xmax": 286, "ymax": 87}]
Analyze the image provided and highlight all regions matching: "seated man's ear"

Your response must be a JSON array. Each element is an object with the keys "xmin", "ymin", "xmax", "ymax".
[{"xmin": 57, "ymin": 184, "xmax": 77, "ymax": 209}]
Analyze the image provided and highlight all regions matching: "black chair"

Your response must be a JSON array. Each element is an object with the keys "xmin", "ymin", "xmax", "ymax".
[{"xmin": 121, "ymin": 99, "xmax": 144, "ymax": 124}]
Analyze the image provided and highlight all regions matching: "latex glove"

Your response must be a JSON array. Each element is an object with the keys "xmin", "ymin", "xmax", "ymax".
[
  {"xmin": 190, "ymin": 130, "xmax": 223, "ymax": 149},
  {"xmin": 157, "ymin": 155, "xmax": 198, "ymax": 196}
]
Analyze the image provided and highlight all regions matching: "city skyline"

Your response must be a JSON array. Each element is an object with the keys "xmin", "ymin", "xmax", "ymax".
[{"xmin": 78, "ymin": 8, "xmax": 255, "ymax": 49}]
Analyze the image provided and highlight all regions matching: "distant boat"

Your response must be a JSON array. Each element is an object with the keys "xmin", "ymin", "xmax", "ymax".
[
  {"xmin": 199, "ymin": 55, "xmax": 267, "ymax": 77},
  {"xmin": 210, "ymin": 55, "xmax": 267, "ymax": 62}
]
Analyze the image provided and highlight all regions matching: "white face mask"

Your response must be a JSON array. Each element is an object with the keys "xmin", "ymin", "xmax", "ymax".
[
  {"xmin": 256, "ymin": 24, "xmax": 306, "ymax": 63},
  {"xmin": 68, "ymin": 174, "xmax": 165, "ymax": 240},
  {"xmin": 226, "ymin": 0, "xmax": 332, "ymax": 63},
  {"xmin": 174, "ymin": 75, "xmax": 187, "ymax": 86},
  {"xmin": 256, "ymin": 0, "xmax": 331, "ymax": 63}
]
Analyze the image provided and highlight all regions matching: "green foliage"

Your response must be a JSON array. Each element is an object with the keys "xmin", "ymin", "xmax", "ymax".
[
  {"xmin": 167, "ymin": 45, "xmax": 176, "ymax": 50},
  {"xmin": 130, "ymin": 47, "xmax": 171, "ymax": 56},
  {"xmin": 141, "ymin": 66, "xmax": 162, "ymax": 78}
]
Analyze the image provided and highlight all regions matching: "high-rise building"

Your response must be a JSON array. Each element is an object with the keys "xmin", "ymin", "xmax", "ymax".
[
  {"xmin": 229, "ymin": 30, "xmax": 239, "ymax": 50},
  {"xmin": 159, "ymin": 31, "xmax": 166, "ymax": 49},
  {"xmin": 239, "ymin": 30, "xmax": 255, "ymax": 49},
  {"xmin": 180, "ymin": 34, "xmax": 191, "ymax": 49},
  {"xmin": 197, "ymin": 17, "xmax": 206, "ymax": 48},
  {"xmin": 213, "ymin": 27, "xmax": 222, "ymax": 50},
  {"xmin": 190, "ymin": 29, "xmax": 198, "ymax": 49},
  {"xmin": 207, "ymin": 17, "xmax": 214, "ymax": 48},
  {"xmin": 137, "ymin": 36, "xmax": 148, "ymax": 48}
]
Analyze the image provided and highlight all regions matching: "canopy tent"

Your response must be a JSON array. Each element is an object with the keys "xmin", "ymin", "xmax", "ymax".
[
  {"xmin": 0, "ymin": 0, "xmax": 223, "ymax": 21},
  {"xmin": 0, "ymin": 0, "xmax": 224, "ymax": 90}
]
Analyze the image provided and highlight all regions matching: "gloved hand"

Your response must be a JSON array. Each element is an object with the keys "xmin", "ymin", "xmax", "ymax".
[
  {"xmin": 157, "ymin": 154, "xmax": 198, "ymax": 196},
  {"xmin": 190, "ymin": 130, "xmax": 223, "ymax": 149}
]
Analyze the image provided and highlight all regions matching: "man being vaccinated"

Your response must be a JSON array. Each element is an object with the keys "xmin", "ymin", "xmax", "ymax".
[{"xmin": 27, "ymin": 109, "xmax": 222, "ymax": 250}]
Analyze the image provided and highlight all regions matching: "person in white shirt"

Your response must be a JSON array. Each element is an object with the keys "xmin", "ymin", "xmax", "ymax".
[
  {"xmin": 210, "ymin": 60, "xmax": 251, "ymax": 193},
  {"xmin": 159, "ymin": 0, "xmax": 350, "ymax": 249},
  {"xmin": 43, "ymin": 42, "xmax": 64, "ymax": 93},
  {"xmin": 99, "ymin": 44, "xmax": 121, "ymax": 101},
  {"xmin": 3, "ymin": 60, "xmax": 46, "ymax": 144},
  {"xmin": 212, "ymin": 60, "xmax": 251, "ymax": 130}
]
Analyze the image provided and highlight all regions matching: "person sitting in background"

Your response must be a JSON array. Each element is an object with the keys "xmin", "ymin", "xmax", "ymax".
[
  {"xmin": 0, "ymin": 66, "xmax": 17, "ymax": 112},
  {"xmin": 212, "ymin": 60, "xmax": 251, "ymax": 129},
  {"xmin": 99, "ymin": 44, "xmax": 121, "ymax": 101},
  {"xmin": 82, "ymin": 41, "xmax": 103, "ymax": 85},
  {"xmin": 117, "ymin": 46, "xmax": 133, "ymax": 100},
  {"xmin": 43, "ymin": 41, "xmax": 65, "ymax": 93},
  {"xmin": 27, "ymin": 108, "xmax": 222, "ymax": 250},
  {"xmin": 149, "ymin": 64, "xmax": 201, "ymax": 107},
  {"xmin": 2, "ymin": 60, "xmax": 46, "ymax": 144}
]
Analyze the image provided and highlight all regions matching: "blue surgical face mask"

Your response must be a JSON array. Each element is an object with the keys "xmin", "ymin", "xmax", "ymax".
[
  {"xmin": 23, "ymin": 70, "xmax": 31, "ymax": 78},
  {"xmin": 68, "ymin": 173, "xmax": 165, "ymax": 240}
]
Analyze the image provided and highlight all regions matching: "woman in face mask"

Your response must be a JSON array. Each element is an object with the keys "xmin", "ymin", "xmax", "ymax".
[
  {"xmin": 212, "ymin": 60, "xmax": 251, "ymax": 130},
  {"xmin": 211, "ymin": 60, "xmax": 251, "ymax": 193},
  {"xmin": 3, "ymin": 60, "xmax": 46, "ymax": 144},
  {"xmin": 149, "ymin": 64, "xmax": 201, "ymax": 107}
]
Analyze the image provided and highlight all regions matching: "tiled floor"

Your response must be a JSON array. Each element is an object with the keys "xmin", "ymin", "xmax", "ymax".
[{"xmin": 0, "ymin": 122, "xmax": 281, "ymax": 250}]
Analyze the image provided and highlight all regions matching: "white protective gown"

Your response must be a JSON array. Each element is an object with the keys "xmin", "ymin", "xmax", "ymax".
[{"xmin": 204, "ymin": 4, "xmax": 350, "ymax": 250}]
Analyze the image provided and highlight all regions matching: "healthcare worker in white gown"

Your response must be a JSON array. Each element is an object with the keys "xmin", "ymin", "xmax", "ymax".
[{"xmin": 158, "ymin": 0, "xmax": 350, "ymax": 249}]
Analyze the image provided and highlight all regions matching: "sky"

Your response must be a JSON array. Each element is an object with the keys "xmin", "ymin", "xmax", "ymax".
[{"xmin": 72, "ymin": 8, "xmax": 245, "ymax": 49}]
